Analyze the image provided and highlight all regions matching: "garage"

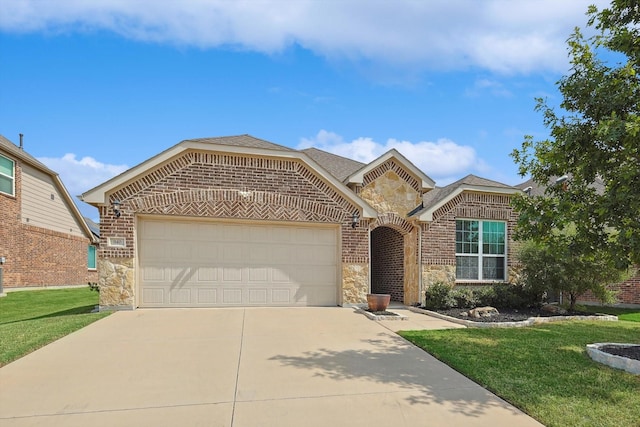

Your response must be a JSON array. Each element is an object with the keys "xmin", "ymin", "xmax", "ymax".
[{"xmin": 138, "ymin": 217, "xmax": 339, "ymax": 307}]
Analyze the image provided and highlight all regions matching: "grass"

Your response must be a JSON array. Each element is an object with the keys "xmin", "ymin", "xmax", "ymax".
[
  {"xmin": 0, "ymin": 287, "xmax": 111, "ymax": 367},
  {"xmin": 400, "ymin": 321, "xmax": 640, "ymax": 427},
  {"xmin": 577, "ymin": 305, "xmax": 640, "ymax": 322}
]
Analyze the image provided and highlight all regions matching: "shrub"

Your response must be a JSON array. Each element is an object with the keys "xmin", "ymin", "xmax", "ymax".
[
  {"xmin": 451, "ymin": 287, "xmax": 477, "ymax": 309},
  {"xmin": 424, "ymin": 282, "xmax": 455, "ymax": 310}
]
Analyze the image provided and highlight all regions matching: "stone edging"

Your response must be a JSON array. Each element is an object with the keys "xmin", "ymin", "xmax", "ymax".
[
  {"xmin": 408, "ymin": 306, "xmax": 618, "ymax": 328},
  {"xmin": 586, "ymin": 343, "xmax": 640, "ymax": 375},
  {"xmin": 354, "ymin": 306, "xmax": 409, "ymax": 321}
]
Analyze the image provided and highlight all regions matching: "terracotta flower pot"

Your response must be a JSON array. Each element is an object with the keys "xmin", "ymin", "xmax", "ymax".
[{"xmin": 367, "ymin": 293, "xmax": 391, "ymax": 311}]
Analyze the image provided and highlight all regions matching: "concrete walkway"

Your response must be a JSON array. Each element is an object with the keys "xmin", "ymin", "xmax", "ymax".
[{"xmin": 0, "ymin": 307, "xmax": 543, "ymax": 427}]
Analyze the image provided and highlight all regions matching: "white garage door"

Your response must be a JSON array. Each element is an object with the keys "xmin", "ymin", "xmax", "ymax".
[{"xmin": 138, "ymin": 218, "xmax": 339, "ymax": 307}]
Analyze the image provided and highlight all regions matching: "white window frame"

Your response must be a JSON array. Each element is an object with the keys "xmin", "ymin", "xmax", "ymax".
[
  {"xmin": 0, "ymin": 154, "xmax": 15, "ymax": 197},
  {"xmin": 455, "ymin": 219, "xmax": 507, "ymax": 282}
]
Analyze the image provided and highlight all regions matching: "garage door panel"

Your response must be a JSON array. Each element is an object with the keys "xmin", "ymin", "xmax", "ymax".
[
  {"xmin": 193, "ymin": 242, "xmax": 219, "ymax": 261},
  {"xmin": 170, "ymin": 288, "xmax": 191, "ymax": 304},
  {"xmin": 139, "ymin": 219, "xmax": 338, "ymax": 307},
  {"xmin": 222, "ymin": 267, "xmax": 242, "ymax": 282},
  {"xmin": 197, "ymin": 267, "xmax": 218, "ymax": 282},
  {"xmin": 248, "ymin": 267, "xmax": 269, "ymax": 282},
  {"xmin": 143, "ymin": 265, "xmax": 165, "ymax": 281},
  {"xmin": 142, "ymin": 288, "xmax": 165, "ymax": 305},
  {"xmin": 223, "ymin": 289, "xmax": 242, "ymax": 304},
  {"xmin": 249, "ymin": 289, "xmax": 268, "ymax": 304},
  {"xmin": 197, "ymin": 288, "xmax": 217, "ymax": 304},
  {"xmin": 249, "ymin": 244, "xmax": 270, "ymax": 263}
]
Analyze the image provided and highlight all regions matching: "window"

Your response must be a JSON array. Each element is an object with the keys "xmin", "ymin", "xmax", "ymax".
[
  {"xmin": 88, "ymin": 245, "xmax": 97, "ymax": 270},
  {"xmin": 456, "ymin": 220, "xmax": 506, "ymax": 281},
  {"xmin": 0, "ymin": 154, "xmax": 15, "ymax": 196}
]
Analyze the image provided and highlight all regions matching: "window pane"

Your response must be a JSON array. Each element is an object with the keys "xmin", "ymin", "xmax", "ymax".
[
  {"xmin": 0, "ymin": 175, "xmax": 12, "ymax": 195},
  {"xmin": 0, "ymin": 156, "xmax": 13, "ymax": 177},
  {"xmin": 456, "ymin": 256, "xmax": 478, "ymax": 280},
  {"xmin": 456, "ymin": 220, "xmax": 479, "ymax": 254},
  {"xmin": 482, "ymin": 221, "xmax": 505, "ymax": 255},
  {"xmin": 482, "ymin": 257, "xmax": 505, "ymax": 280},
  {"xmin": 88, "ymin": 245, "xmax": 97, "ymax": 269}
]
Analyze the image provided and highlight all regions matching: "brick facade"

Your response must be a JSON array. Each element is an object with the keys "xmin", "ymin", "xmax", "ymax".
[
  {"xmin": 0, "ymin": 157, "xmax": 97, "ymax": 288},
  {"xmin": 576, "ymin": 267, "xmax": 640, "ymax": 307},
  {"xmin": 421, "ymin": 192, "xmax": 519, "ymax": 286},
  {"xmin": 97, "ymin": 151, "xmax": 369, "ymax": 308},
  {"xmin": 371, "ymin": 226, "xmax": 404, "ymax": 301},
  {"xmin": 90, "ymin": 140, "xmax": 528, "ymax": 309}
]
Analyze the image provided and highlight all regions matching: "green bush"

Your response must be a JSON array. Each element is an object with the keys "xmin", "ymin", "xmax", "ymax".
[
  {"xmin": 451, "ymin": 287, "xmax": 478, "ymax": 309},
  {"xmin": 424, "ymin": 281, "xmax": 544, "ymax": 310},
  {"xmin": 424, "ymin": 282, "xmax": 456, "ymax": 310}
]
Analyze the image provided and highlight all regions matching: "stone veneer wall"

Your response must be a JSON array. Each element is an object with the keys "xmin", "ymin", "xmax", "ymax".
[
  {"xmin": 403, "ymin": 228, "xmax": 420, "ymax": 305},
  {"xmin": 97, "ymin": 151, "xmax": 370, "ymax": 309},
  {"xmin": 360, "ymin": 163, "xmax": 422, "ymax": 217},
  {"xmin": 0, "ymin": 154, "xmax": 97, "ymax": 288},
  {"xmin": 342, "ymin": 263, "xmax": 369, "ymax": 304},
  {"xmin": 359, "ymin": 159, "xmax": 423, "ymax": 305}
]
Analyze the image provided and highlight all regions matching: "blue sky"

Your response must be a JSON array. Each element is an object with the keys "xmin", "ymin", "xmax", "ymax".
[{"xmin": 0, "ymin": 0, "xmax": 608, "ymax": 220}]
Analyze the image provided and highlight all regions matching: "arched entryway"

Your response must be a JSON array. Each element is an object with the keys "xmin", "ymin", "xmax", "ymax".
[{"xmin": 370, "ymin": 226, "xmax": 404, "ymax": 302}]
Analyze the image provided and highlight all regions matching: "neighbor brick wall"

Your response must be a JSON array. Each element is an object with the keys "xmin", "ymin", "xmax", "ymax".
[
  {"xmin": 421, "ymin": 191, "xmax": 518, "ymax": 285},
  {"xmin": 576, "ymin": 268, "xmax": 640, "ymax": 306},
  {"xmin": 0, "ymin": 156, "xmax": 96, "ymax": 288},
  {"xmin": 99, "ymin": 151, "xmax": 369, "ymax": 263},
  {"xmin": 371, "ymin": 226, "xmax": 404, "ymax": 301}
]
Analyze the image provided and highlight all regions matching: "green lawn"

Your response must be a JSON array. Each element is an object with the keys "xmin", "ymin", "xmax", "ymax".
[
  {"xmin": 577, "ymin": 305, "xmax": 640, "ymax": 322},
  {"xmin": 0, "ymin": 287, "xmax": 111, "ymax": 367},
  {"xmin": 400, "ymin": 321, "xmax": 640, "ymax": 427}
]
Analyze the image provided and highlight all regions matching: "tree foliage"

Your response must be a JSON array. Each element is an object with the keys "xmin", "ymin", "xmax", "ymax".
[
  {"xmin": 517, "ymin": 239, "xmax": 621, "ymax": 311},
  {"xmin": 511, "ymin": 0, "xmax": 640, "ymax": 268}
]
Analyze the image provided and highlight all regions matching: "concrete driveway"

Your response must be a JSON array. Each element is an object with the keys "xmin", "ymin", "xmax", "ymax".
[{"xmin": 0, "ymin": 308, "xmax": 543, "ymax": 427}]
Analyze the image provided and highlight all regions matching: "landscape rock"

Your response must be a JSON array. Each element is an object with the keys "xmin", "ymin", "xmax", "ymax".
[
  {"xmin": 468, "ymin": 306, "xmax": 499, "ymax": 318},
  {"xmin": 541, "ymin": 304, "xmax": 567, "ymax": 315}
]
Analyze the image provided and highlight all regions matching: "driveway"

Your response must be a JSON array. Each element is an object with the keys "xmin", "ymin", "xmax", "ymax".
[{"xmin": 0, "ymin": 308, "xmax": 543, "ymax": 426}]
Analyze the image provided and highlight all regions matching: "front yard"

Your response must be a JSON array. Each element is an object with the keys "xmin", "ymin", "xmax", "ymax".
[
  {"xmin": 400, "ymin": 318, "xmax": 640, "ymax": 427},
  {"xmin": 0, "ymin": 287, "xmax": 111, "ymax": 367}
]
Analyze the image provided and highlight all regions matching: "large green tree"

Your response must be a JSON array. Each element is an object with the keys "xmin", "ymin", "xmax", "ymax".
[{"xmin": 512, "ymin": 0, "xmax": 640, "ymax": 268}]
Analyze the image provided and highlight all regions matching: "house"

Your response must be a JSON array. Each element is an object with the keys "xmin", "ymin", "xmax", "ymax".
[
  {"xmin": 0, "ymin": 135, "xmax": 99, "ymax": 291},
  {"xmin": 516, "ymin": 178, "xmax": 640, "ymax": 307},
  {"xmin": 81, "ymin": 135, "xmax": 520, "ymax": 310}
]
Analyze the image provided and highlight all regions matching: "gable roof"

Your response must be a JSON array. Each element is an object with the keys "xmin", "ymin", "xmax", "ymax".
[
  {"xmin": 345, "ymin": 149, "xmax": 436, "ymax": 190},
  {"xmin": 81, "ymin": 135, "xmax": 378, "ymax": 219},
  {"xmin": 515, "ymin": 175, "xmax": 606, "ymax": 197},
  {"xmin": 0, "ymin": 135, "xmax": 54, "ymax": 173},
  {"xmin": 300, "ymin": 147, "xmax": 365, "ymax": 181},
  {"xmin": 412, "ymin": 174, "xmax": 521, "ymax": 221},
  {"xmin": 185, "ymin": 135, "xmax": 294, "ymax": 151},
  {"xmin": 0, "ymin": 134, "xmax": 97, "ymax": 242}
]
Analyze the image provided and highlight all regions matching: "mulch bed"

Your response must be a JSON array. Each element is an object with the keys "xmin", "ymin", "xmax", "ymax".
[
  {"xmin": 599, "ymin": 345, "xmax": 640, "ymax": 361},
  {"xmin": 430, "ymin": 307, "xmax": 589, "ymax": 323}
]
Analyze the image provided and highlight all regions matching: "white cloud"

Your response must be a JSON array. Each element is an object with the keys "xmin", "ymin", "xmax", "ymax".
[
  {"xmin": 38, "ymin": 153, "xmax": 128, "ymax": 199},
  {"xmin": 0, "ymin": 0, "xmax": 609, "ymax": 75},
  {"xmin": 299, "ymin": 130, "xmax": 488, "ymax": 182},
  {"xmin": 466, "ymin": 78, "xmax": 513, "ymax": 98}
]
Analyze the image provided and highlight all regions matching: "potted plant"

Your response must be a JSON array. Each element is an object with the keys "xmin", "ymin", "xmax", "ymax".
[{"xmin": 367, "ymin": 293, "xmax": 391, "ymax": 311}]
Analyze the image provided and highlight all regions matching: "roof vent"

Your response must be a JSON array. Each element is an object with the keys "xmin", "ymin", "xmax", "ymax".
[{"xmin": 19, "ymin": 133, "xmax": 24, "ymax": 150}]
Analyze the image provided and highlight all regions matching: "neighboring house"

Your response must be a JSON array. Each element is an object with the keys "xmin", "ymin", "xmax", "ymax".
[
  {"xmin": 0, "ymin": 135, "xmax": 98, "ymax": 290},
  {"xmin": 81, "ymin": 135, "xmax": 520, "ymax": 310},
  {"xmin": 516, "ymin": 177, "xmax": 640, "ymax": 307}
]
